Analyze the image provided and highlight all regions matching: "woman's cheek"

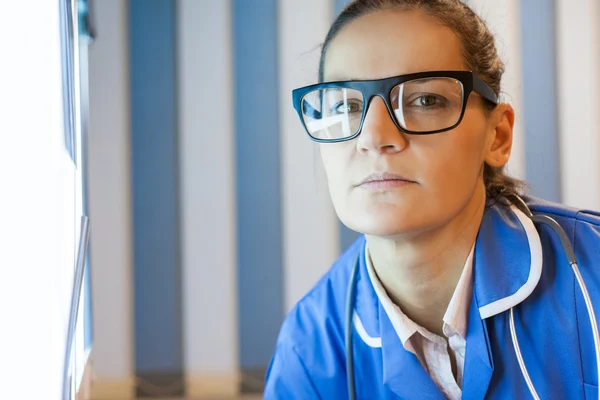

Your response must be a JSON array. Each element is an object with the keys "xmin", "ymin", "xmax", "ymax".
[
  {"xmin": 320, "ymin": 147, "xmax": 350, "ymax": 208},
  {"xmin": 422, "ymin": 143, "xmax": 478, "ymax": 201}
]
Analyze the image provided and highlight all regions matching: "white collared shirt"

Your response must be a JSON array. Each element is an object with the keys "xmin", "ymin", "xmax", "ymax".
[{"xmin": 365, "ymin": 243, "xmax": 475, "ymax": 400}]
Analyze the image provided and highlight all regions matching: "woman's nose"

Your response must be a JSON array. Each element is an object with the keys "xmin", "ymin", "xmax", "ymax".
[{"xmin": 356, "ymin": 96, "xmax": 408, "ymax": 155}]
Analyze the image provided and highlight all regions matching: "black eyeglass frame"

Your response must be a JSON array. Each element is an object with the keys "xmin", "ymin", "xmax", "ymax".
[{"xmin": 291, "ymin": 70, "xmax": 499, "ymax": 143}]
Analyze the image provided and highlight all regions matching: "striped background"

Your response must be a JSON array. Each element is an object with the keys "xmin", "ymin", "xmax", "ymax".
[{"xmin": 87, "ymin": 0, "xmax": 600, "ymax": 397}]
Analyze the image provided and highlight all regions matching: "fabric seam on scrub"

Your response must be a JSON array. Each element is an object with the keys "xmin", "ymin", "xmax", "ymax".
[{"xmin": 291, "ymin": 344, "xmax": 322, "ymax": 399}]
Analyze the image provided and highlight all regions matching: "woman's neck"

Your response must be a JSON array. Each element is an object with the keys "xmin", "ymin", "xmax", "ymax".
[{"xmin": 366, "ymin": 186, "xmax": 486, "ymax": 336}]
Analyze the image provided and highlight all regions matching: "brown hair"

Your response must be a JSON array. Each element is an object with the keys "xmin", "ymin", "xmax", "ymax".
[{"xmin": 318, "ymin": 0, "xmax": 526, "ymax": 205}]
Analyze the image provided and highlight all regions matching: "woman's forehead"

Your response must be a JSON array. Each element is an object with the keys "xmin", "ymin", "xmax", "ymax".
[{"xmin": 323, "ymin": 9, "xmax": 466, "ymax": 82}]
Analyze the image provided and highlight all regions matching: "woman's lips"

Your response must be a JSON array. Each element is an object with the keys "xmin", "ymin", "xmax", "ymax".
[
  {"xmin": 357, "ymin": 172, "xmax": 416, "ymax": 190},
  {"xmin": 359, "ymin": 179, "xmax": 415, "ymax": 190}
]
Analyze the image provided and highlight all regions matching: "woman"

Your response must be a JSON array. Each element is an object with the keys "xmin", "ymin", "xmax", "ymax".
[{"xmin": 265, "ymin": 0, "xmax": 600, "ymax": 398}]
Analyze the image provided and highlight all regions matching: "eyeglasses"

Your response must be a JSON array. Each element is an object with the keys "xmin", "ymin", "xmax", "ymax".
[{"xmin": 292, "ymin": 70, "xmax": 498, "ymax": 143}]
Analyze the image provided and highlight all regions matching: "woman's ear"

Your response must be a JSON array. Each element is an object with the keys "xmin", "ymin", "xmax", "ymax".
[{"xmin": 484, "ymin": 103, "xmax": 514, "ymax": 168}]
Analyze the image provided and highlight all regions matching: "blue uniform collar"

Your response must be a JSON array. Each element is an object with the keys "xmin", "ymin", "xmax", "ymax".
[{"xmin": 474, "ymin": 203, "xmax": 543, "ymax": 318}]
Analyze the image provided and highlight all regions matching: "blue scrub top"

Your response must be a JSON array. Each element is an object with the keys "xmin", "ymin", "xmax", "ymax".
[{"xmin": 264, "ymin": 197, "xmax": 600, "ymax": 399}]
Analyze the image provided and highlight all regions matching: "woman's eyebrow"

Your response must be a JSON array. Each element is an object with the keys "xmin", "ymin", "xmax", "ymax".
[{"xmin": 324, "ymin": 74, "xmax": 359, "ymax": 83}]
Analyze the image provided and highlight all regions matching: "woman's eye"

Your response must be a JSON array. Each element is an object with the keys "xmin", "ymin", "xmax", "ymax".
[
  {"xmin": 331, "ymin": 100, "xmax": 362, "ymax": 115},
  {"xmin": 408, "ymin": 94, "xmax": 445, "ymax": 108}
]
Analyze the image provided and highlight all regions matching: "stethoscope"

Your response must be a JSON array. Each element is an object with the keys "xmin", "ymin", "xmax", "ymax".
[{"xmin": 345, "ymin": 195, "xmax": 600, "ymax": 400}]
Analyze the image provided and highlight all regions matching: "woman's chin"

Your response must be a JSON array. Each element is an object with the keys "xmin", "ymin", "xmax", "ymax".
[{"xmin": 341, "ymin": 211, "xmax": 426, "ymax": 238}]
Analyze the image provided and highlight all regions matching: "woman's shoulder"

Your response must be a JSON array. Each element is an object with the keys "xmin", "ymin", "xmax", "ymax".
[
  {"xmin": 266, "ymin": 240, "xmax": 366, "ymax": 399},
  {"xmin": 275, "ymin": 235, "xmax": 365, "ymax": 348},
  {"xmin": 525, "ymin": 196, "xmax": 600, "ymax": 384},
  {"xmin": 525, "ymin": 195, "xmax": 600, "ymax": 250},
  {"xmin": 265, "ymin": 238, "xmax": 365, "ymax": 399},
  {"xmin": 526, "ymin": 195, "xmax": 600, "ymax": 227}
]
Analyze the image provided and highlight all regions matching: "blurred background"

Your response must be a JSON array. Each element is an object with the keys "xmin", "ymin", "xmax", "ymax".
[
  {"xmin": 88, "ymin": 0, "xmax": 600, "ymax": 398},
  {"xmin": 1, "ymin": 0, "xmax": 599, "ymax": 399}
]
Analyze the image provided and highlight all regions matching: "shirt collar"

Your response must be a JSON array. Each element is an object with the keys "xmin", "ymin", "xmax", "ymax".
[
  {"xmin": 365, "ymin": 240, "xmax": 474, "ymax": 346},
  {"xmin": 443, "ymin": 244, "xmax": 474, "ymax": 338}
]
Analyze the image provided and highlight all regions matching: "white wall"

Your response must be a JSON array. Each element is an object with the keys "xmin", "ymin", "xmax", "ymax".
[
  {"xmin": 279, "ymin": 0, "xmax": 340, "ymax": 313},
  {"xmin": 0, "ymin": 1, "xmax": 75, "ymax": 398},
  {"xmin": 556, "ymin": 0, "xmax": 600, "ymax": 210},
  {"xmin": 87, "ymin": 0, "xmax": 134, "ymax": 394},
  {"xmin": 177, "ymin": 0, "xmax": 239, "ymax": 395},
  {"xmin": 177, "ymin": 0, "xmax": 341, "ymax": 388}
]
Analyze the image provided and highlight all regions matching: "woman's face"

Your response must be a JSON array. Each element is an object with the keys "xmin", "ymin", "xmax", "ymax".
[{"xmin": 320, "ymin": 9, "xmax": 511, "ymax": 238}]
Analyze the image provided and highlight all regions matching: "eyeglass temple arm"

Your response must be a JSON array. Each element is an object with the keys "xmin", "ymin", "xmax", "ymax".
[
  {"xmin": 302, "ymin": 101, "xmax": 322, "ymax": 120},
  {"xmin": 473, "ymin": 74, "xmax": 499, "ymax": 104}
]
